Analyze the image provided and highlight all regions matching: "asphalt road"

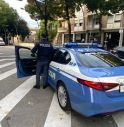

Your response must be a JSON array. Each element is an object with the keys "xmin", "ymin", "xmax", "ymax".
[{"xmin": 0, "ymin": 45, "xmax": 123, "ymax": 127}]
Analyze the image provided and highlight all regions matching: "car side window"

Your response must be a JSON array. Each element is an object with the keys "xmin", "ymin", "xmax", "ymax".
[
  {"xmin": 65, "ymin": 52, "xmax": 71, "ymax": 63},
  {"xmin": 53, "ymin": 49, "xmax": 71, "ymax": 64},
  {"xmin": 19, "ymin": 48, "xmax": 36, "ymax": 59},
  {"xmin": 52, "ymin": 49, "xmax": 62, "ymax": 62}
]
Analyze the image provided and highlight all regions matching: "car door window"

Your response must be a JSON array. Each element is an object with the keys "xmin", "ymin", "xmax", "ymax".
[
  {"xmin": 19, "ymin": 48, "xmax": 36, "ymax": 59},
  {"xmin": 53, "ymin": 49, "xmax": 71, "ymax": 64},
  {"xmin": 64, "ymin": 51, "xmax": 71, "ymax": 63},
  {"xmin": 52, "ymin": 49, "xmax": 62, "ymax": 62},
  {"xmin": 18, "ymin": 48, "xmax": 37, "ymax": 75},
  {"xmin": 60, "ymin": 49, "xmax": 71, "ymax": 64}
]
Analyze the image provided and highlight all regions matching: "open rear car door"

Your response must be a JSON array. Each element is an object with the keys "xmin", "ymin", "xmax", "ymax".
[{"xmin": 15, "ymin": 46, "xmax": 37, "ymax": 78}]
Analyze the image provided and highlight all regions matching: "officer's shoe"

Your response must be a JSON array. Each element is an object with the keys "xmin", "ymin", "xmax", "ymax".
[
  {"xmin": 43, "ymin": 85, "xmax": 48, "ymax": 89},
  {"xmin": 43, "ymin": 84, "xmax": 49, "ymax": 89},
  {"xmin": 33, "ymin": 85, "xmax": 40, "ymax": 89}
]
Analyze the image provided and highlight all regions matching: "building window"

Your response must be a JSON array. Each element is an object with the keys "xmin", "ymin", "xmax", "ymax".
[
  {"xmin": 75, "ymin": 23, "xmax": 78, "ymax": 27},
  {"xmin": 114, "ymin": 14, "xmax": 121, "ymax": 22},
  {"xmin": 94, "ymin": 17, "xmax": 99, "ymax": 25},
  {"xmin": 88, "ymin": 15, "xmax": 93, "ymax": 27},
  {"xmin": 76, "ymin": 34, "xmax": 81, "ymax": 41},
  {"xmin": 75, "ymin": 20, "xmax": 78, "ymax": 27},
  {"xmin": 108, "ymin": 15, "xmax": 114, "ymax": 24},
  {"xmin": 79, "ymin": 19, "xmax": 83, "ymax": 26},
  {"xmin": 79, "ymin": 23, "xmax": 83, "ymax": 26}
]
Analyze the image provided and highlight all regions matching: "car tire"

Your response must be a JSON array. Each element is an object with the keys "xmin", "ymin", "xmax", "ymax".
[{"xmin": 57, "ymin": 82, "xmax": 71, "ymax": 111}]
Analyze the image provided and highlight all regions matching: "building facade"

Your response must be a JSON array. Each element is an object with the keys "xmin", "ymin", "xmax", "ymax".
[{"xmin": 57, "ymin": 6, "xmax": 124, "ymax": 48}]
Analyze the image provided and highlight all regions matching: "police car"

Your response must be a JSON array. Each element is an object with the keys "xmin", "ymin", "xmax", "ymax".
[{"xmin": 15, "ymin": 43, "xmax": 124, "ymax": 117}]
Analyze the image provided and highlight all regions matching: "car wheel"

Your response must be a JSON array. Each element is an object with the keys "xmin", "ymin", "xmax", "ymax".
[{"xmin": 57, "ymin": 82, "xmax": 71, "ymax": 111}]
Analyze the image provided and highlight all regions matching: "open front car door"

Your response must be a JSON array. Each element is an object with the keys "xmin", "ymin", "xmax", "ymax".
[{"xmin": 15, "ymin": 46, "xmax": 37, "ymax": 78}]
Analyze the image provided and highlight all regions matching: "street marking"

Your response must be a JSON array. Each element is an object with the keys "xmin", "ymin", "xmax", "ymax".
[
  {"xmin": 0, "ymin": 76, "xmax": 35, "ymax": 121},
  {"xmin": 112, "ymin": 112, "xmax": 124, "ymax": 127},
  {"xmin": 0, "ymin": 59, "xmax": 15, "ymax": 62},
  {"xmin": 0, "ymin": 62, "xmax": 15, "ymax": 69},
  {"xmin": 2, "ymin": 46, "xmax": 14, "ymax": 48},
  {"xmin": 0, "ymin": 59, "xmax": 6, "ymax": 62},
  {"xmin": 0, "ymin": 68, "xmax": 16, "ymax": 81},
  {"xmin": 0, "ymin": 55, "xmax": 15, "ymax": 58},
  {"xmin": 44, "ymin": 93, "xmax": 71, "ymax": 127}
]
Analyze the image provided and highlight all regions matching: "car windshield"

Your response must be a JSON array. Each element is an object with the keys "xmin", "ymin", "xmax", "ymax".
[{"xmin": 77, "ymin": 52, "xmax": 124, "ymax": 68}]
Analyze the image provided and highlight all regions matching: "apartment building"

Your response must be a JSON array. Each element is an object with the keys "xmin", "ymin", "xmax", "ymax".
[
  {"xmin": 57, "ymin": 7, "xmax": 124, "ymax": 48},
  {"xmin": 56, "ymin": 17, "xmax": 74, "ymax": 44},
  {"xmin": 103, "ymin": 12, "xmax": 124, "ymax": 47},
  {"xmin": 57, "ymin": 6, "xmax": 86, "ymax": 44}
]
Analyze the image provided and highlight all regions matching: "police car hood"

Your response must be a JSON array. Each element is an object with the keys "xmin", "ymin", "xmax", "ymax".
[{"xmin": 79, "ymin": 66, "xmax": 124, "ymax": 80}]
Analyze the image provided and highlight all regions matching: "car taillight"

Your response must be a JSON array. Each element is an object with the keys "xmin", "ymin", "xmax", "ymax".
[{"xmin": 77, "ymin": 78, "xmax": 118, "ymax": 91}]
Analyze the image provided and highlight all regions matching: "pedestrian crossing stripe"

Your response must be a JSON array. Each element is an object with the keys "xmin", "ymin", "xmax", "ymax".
[
  {"xmin": 0, "ymin": 62, "xmax": 15, "ymax": 69},
  {"xmin": 0, "ymin": 55, "xmax": 15, "ymax": 58},
  {"xmin": 44, "ymin": 94, "xmax": 71, "ymax": 127},
  {"xmin": 0, "ymin": 76, "xmax": 35, "ymax": 121},
  {"xmin": 113, "ymin": 112, "xmax": 124, "ymax": 127},
  {"xmin": 0, "ymin": 68, "xmax": 16, "ymax": 81},
  {"xmin": 0, "ymin": 59, "xmax": 15, "ymax": 62}
]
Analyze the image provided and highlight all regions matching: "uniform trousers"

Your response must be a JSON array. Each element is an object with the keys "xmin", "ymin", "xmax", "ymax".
[{"xmin": 36, "ymin": 61, "xmax": 49, "ymax": 87}]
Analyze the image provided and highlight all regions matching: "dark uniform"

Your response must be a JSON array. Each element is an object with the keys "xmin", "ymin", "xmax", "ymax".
[{"xmin": 31, "ymin": 37, "xmax": 53, "ymax": 89}]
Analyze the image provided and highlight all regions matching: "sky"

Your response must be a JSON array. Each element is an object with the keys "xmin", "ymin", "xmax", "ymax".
[{"xmin": 4, "ymin": 0, "xmax": 38, "ymax": 29}]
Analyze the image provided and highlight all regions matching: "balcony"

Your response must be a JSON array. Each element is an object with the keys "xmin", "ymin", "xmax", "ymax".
[
  {"xmin": 87, "ymin": 24, "xmax": 100, "ymax": 30},
  {"xmin": 107, "ymin": 24, "xmax": 113, "ymax": 29},
  {"xmin": 93, "ymin": 24, "xmax": 99, "ymax": 29},
  {"xmin": 107, "ymin": 22, "xmax": 121, "ymax": 29},
  {"xmin": 58, "ymin": 27, "xmax": 68, "ymax": 33},
  {"xmin": 74, "ymin": 26, "xmax": 83, "ymax": 32},
  {"xmin": 113, "ymin": 22, "xmax": 121, "ymax": 28},
  {"xmin": 87, "ymin": 25, "xmax": 93, "ymax": 30}
]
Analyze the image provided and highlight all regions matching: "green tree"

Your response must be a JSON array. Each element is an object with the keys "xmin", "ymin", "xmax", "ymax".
[
  {"xmin": 105, "ymin": 0, "xmax": 124, "ymax": 13},
  {"xmin": 17, "ymin": 19, "xmax": 30, "ymax": 41},
  {"xmin": 83, "ymin": 0, "xmax": 124, "ymax": 16},
  {"xmin": 36, "ymin": 20, "xmax": 58, "ymax": 42},
  {"xmin": 25, "ymin": 0, "xmax": 83, "ymax": 42},
  {"xmin": 0, "ymin": 0, "xmax": 30, "ymax": 44},
  {"xmin": 25, "ymin": 0, "xmax": 60, "ymax": 37},
  {"xmin": 0, "ymin": 0, "xmax": 18, "ymax": 44}
]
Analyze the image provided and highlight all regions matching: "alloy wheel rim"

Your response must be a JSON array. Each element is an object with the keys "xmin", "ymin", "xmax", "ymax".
[{"xmin": 58, "ymin": 86, "xmax": 67, "ymax": 107}]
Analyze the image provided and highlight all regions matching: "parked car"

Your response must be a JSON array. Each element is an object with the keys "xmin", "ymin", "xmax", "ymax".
[
  {"xmin": 111, "ymin": 47, "xmax": 124, "ymax": 61},
  {"xmin": 15, "ymin": 43, "xmax": 124, "ymax": 117},
  {"xmin": 0, "ymin": 37, "xmax": 5, "ymax": 46}
]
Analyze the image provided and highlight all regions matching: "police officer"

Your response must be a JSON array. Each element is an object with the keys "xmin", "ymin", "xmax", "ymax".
[{"xmin": 31, "ymin": 33, "xmax": 54, "ymax": 89}]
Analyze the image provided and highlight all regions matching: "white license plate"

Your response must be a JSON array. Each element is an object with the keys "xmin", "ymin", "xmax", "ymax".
[{"xmin": 119, "ymin": 85, "xmax": 124, "ymax": 92}]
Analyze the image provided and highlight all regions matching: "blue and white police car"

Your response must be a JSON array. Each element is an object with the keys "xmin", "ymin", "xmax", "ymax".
[{"xmin": 15, "ymin": 43, "xmax": 124, "ymax": 117}]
